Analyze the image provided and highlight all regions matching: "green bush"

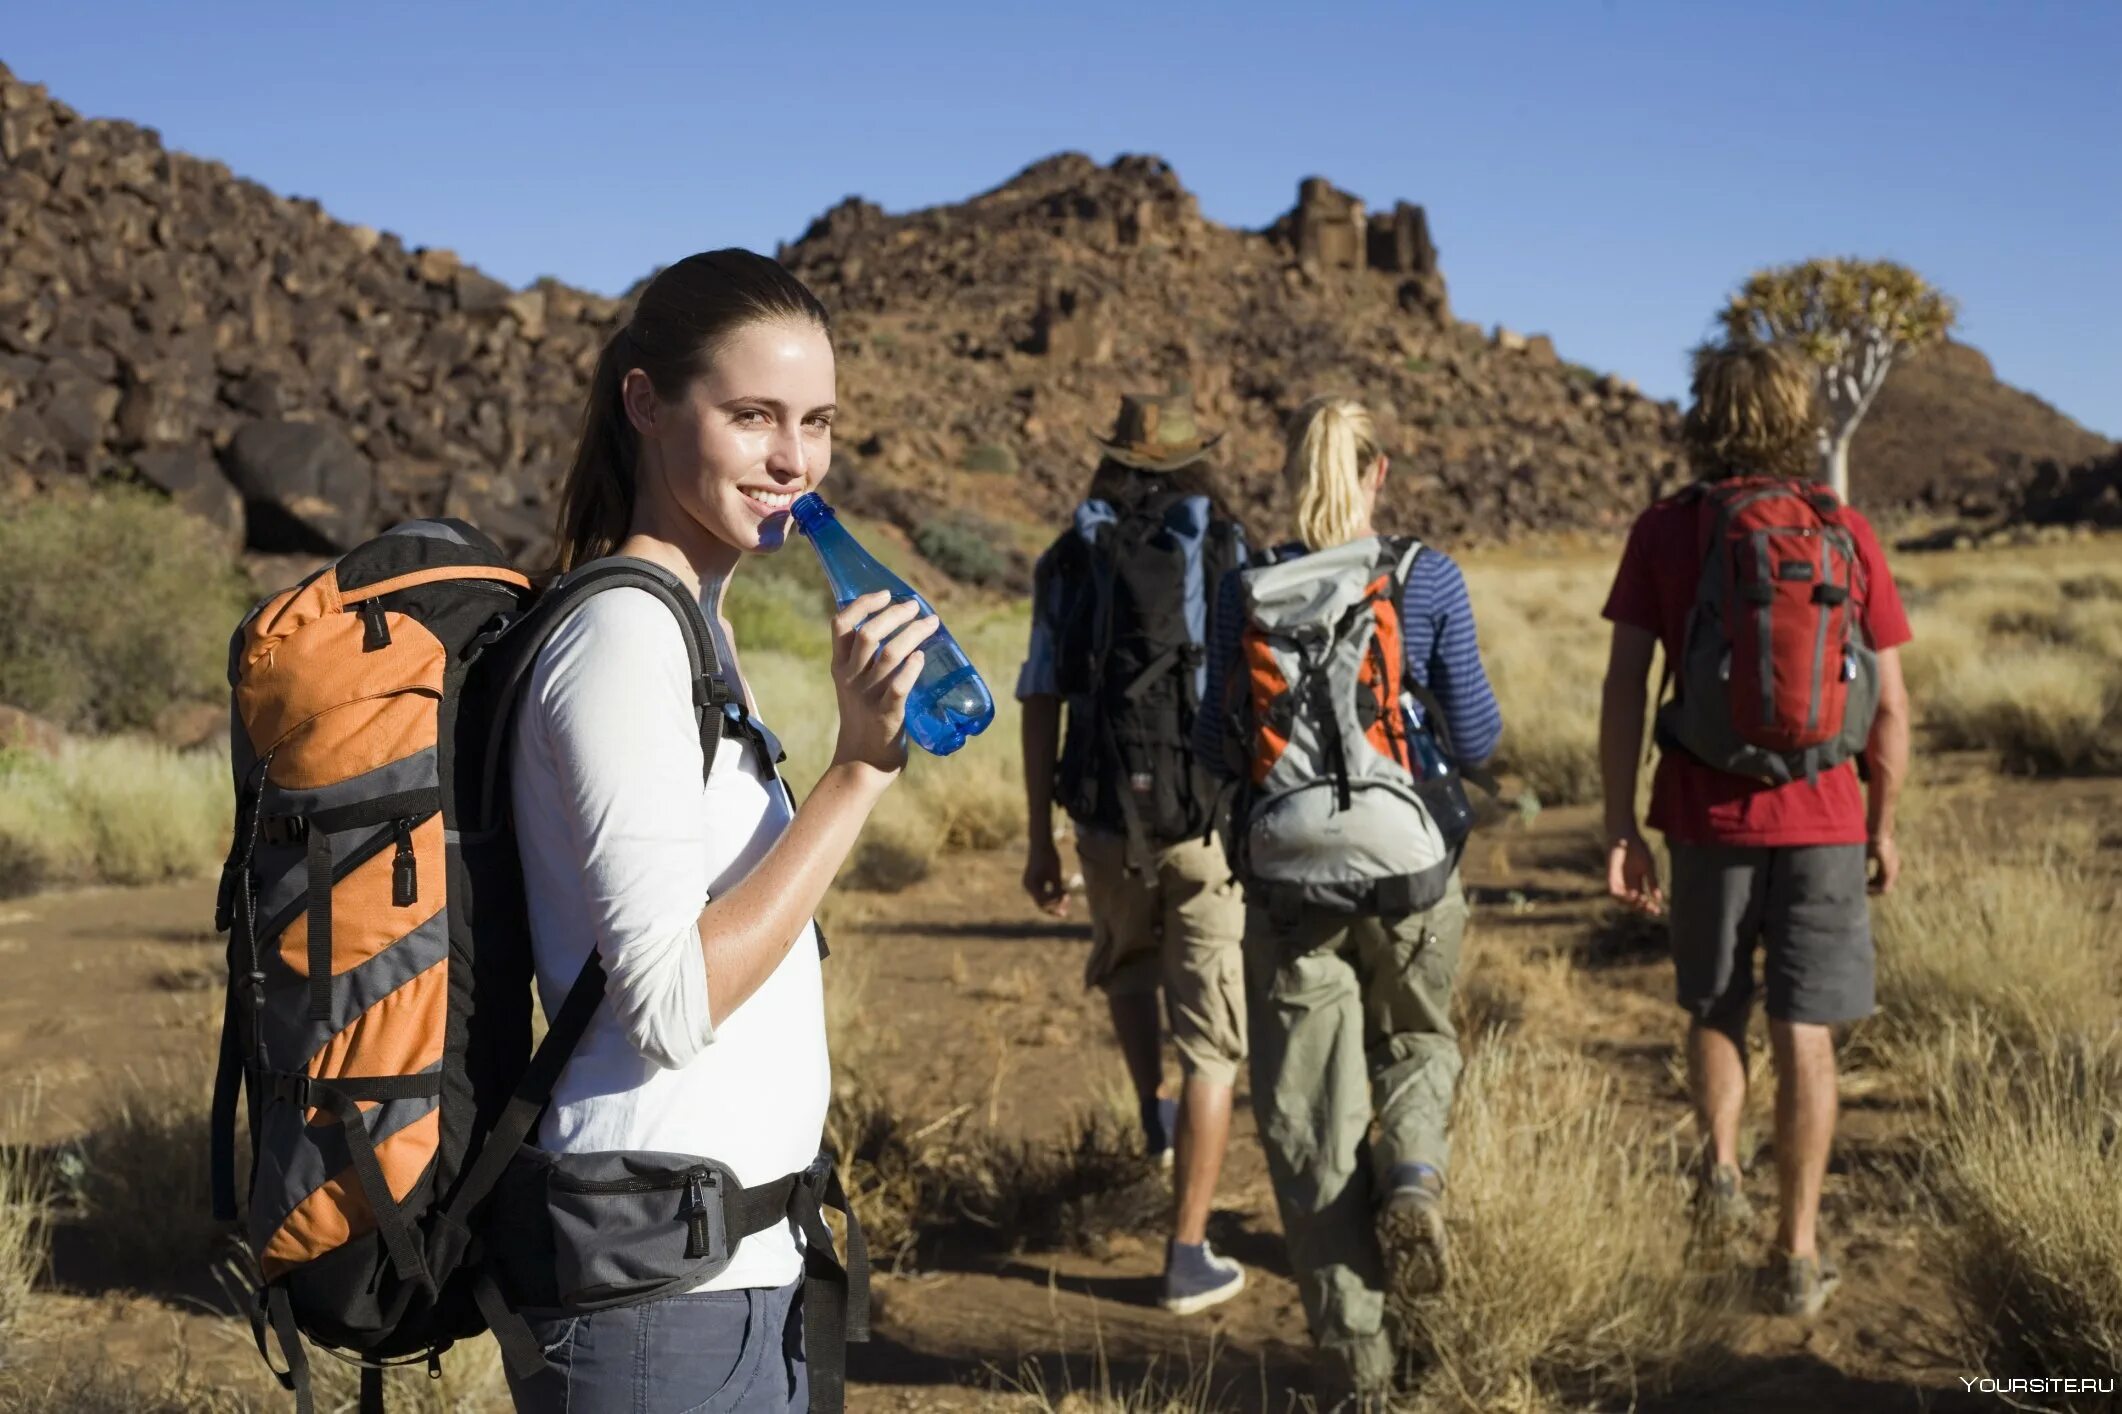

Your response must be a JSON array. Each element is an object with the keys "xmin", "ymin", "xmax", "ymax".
[
  {"xmin": 961, "ymin": 442, "xmax": 1019, "ymax": 475},
  {"xmin": 726, "ymin": 546, "xmax": 833, "ymax": 662},
  {"xmin": 0, "ymin": 738, "xmax": 232, "ymax": 896},
  {"xmin": 915, "ymin": 517, "xmax": 1014, "ymax": 588},
  {"xmin": 0, "ymin": 489, "xmax": 252, "ymax": 733}
]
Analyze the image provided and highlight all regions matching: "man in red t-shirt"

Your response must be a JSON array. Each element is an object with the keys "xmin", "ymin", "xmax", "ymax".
[{"xmin": 1597, "ymin": 343, "xmax": 1913, "ymax": 1318}]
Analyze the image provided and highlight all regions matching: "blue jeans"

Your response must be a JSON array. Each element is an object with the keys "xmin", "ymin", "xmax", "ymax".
[{"xmin": 506, "ymin": 1276, "xmax": 807, "ymax": 1413}]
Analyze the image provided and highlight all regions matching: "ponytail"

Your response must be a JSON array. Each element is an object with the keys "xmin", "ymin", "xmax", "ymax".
[
  {"xmin": 1284, "ymin": 396, "xmax": 1381, "ymax": 551},
  {"xmin": 550, "ymin": 328, "xmax": 640, "ymax": 574},
  {"xmin": 546, "ymin": 249, "xmax": 831, "ymax": 577}
]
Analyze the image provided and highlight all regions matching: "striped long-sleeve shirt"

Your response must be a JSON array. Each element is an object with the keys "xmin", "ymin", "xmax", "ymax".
[{"xmin": 1194, "ymin": 539, "xmax": 1504, "ymax": 776}]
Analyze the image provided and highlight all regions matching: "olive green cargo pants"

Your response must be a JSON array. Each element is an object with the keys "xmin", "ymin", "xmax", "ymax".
[{"xmin": 1243, "ymin": 874, "xmax": 1469, "ymax": 1391}]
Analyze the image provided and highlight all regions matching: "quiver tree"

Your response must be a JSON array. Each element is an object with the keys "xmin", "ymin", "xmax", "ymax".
[{"xmin": 1720, "ymin": 258, "xmax": 1957, "ymax": 502}]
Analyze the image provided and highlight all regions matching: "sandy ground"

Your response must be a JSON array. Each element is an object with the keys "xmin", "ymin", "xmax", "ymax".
[{"xmin": 2, "ymin": 751, "xmax": 2115, "ymax": 1411}]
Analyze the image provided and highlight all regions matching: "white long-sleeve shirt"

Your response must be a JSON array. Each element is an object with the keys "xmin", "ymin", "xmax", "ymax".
[{"xmin": 510, "ymin": 584, "xmax": 827, "ymax": 1293}]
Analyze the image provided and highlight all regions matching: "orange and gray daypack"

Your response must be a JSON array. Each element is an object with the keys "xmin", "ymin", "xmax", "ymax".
[
  {"xmin": 1226, "ymin": 535, "xmax": 1476, "ymax": 919},
  {"xmin": 1654, "ymin": 477, "xmax": 1882, "ymax": 783},
  {"xmin": 212, "ymin": 520, "xmax": 866, "ymax": 1412}
]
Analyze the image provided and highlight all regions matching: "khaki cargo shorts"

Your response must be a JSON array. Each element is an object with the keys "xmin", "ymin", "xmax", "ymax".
[{"xmin": 1076, "ymin": 829, "xmax": 1248, "ymax": 1085}]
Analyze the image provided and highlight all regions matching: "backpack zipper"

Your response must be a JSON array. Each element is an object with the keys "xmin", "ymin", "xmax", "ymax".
[
  {"xmin": 253, "ymin": 810, "xmax": 440, "ymax": 949},
  {"xmin": 359, "ymin": 599, "xmax": 392, "ymax": 650},
  {"xmin": 391, "ymin": 819, "xmax": 418, "ymax": 907},
  {"xmin": 548, "ymin": 1163, "xmax": 716, "ymax": 1199},
  {"xmin": 684, "ymin": 1170, "xmax": 713, "ymax": 1258},
  {"xmin": 544, "ymin": 1162, "xmax": 724, "ymax": 1256}
]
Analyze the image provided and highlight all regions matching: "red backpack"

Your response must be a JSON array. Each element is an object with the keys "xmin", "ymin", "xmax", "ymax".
[{"xmin": 1654, "ymin": 477, "xmax": 1883, "ymax": 783}]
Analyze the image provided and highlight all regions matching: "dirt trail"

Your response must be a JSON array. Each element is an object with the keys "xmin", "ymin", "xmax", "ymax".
[{"xmin": 3, "ymin": 760, "xmax": 2112, "ymax": 1409}]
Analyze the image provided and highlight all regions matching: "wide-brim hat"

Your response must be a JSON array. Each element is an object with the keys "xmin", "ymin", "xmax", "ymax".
[{"xmin": 1091, "ymin": 384, "xmax": 1224, "ymax": 473}]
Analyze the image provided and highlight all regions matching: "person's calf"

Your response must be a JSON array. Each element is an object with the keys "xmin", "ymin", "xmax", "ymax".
[
  {"xmin": 1768, "ymin": 1019, "xmax": 1839, "ymax": 1261},
  {"xmin": 1172, "ymin": 1074, "xmax": 1234, "ymax": 1245}
]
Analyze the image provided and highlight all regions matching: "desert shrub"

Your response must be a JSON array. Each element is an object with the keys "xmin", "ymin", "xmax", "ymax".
[
  {"xmin": 1858, "ymin": 819, "xmax": 2120, "ymax": 1071},
  {"xmin": 1922, "ymin": 647, "xmax": 2120, "ymax": 774},
  {"xmin": 1896, "ymin": 561, "xmax": 2122, "ymax": 775},
  {"xmin": 1922, "ymin": 1027, "xmax": 2122, "ymax": 1409},
  {"xmin": 723, "ymin": 559, "xmax": 831, "ymax": 660},
  {"xmin": 962, "ymin": 442, "xmax": 1019, "ymax": 475},
  {"xmin": 916, "ymin": 517, "xmax": 1015, "ymax": 588},
  {"xmin": 832, "ymin": 1077, "xmax": 1162, "ymax": 1273},
  {"xmin": 0, "ymin": 488, "xmax": 252, "ymax": 733},
  {"xmin": 0, "ymin": 739, "xmax": 232, "ymax": 897},
  {"xmin": 1395, "ymin": 1042, "xmax": 1743, "ymax": 1411}
]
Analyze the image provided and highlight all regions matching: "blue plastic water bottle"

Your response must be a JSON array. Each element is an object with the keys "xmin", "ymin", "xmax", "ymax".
[{"xmin": 789, "ymin": 492, "xmax": 996, "ymax": 757}]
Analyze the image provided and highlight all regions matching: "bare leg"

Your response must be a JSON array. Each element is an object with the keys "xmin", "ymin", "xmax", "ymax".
[
  {"xmin": 1108, "ymin": 989, "xmax": 1165, "ymax": 1112},
  {"xmin": 1172, "ymin": 1076, "xmax": 1232, "ymax": 1245},
  {"xmin": 1687, "ymin": 1021, "xmax": 1748, "ymax": 1169},
  {"xmin": 1769, "ymin": 1019, "xmax": 1837, "ymax": 1258}
]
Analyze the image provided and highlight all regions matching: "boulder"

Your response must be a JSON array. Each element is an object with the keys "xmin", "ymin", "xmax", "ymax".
[
  {"xmin": 135, "ymin": 443, "xmax": 244, "ymax": 548},
  {"xmin": 223, "ymin": 418, "xmax": 376, "ymax": 551}
]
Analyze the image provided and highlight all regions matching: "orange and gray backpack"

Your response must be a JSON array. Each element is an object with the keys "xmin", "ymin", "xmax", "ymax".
[
  {"xmin": 212, "ymin": 520, "xmax": 866, "ymax": 1412},
  {"xmin": 1225, "ymin": 534, "xmax": 1477, "ymax": 919},
  {"xmin": 1653, "ymin": 477, "xmax": 1882, "ymax": 783}
]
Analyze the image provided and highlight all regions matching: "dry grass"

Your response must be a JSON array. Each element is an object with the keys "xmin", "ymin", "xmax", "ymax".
[
  {"xmin": 1920, "ymin": 1026, "xmax": 2122, "ymax": 1409},
  {"xmin": 0, "ymin": 1098, "xmax": 48, "ymax": 1355},
  {"xmin": 749, "ymin": 603, "xmax": 1028, "ymax": 893},
  {"xmin": 822, "ymin": 936, "xmax": 1162, "ymax": 1272},
  {"xmin": 1899, "ymin": 556, "xmax": 2122, "ymax": 774},
  {"xmin": 0, "ymin": 738, "xmax": 232, "ymax": 897},
  {"xmin": 1856, "ymin": 816, "xmax": 2121, "ymax": 1073},
  {"xmin": 76, "ymin": 1059, "xmax": 227, "ymax": 1288},
  {"xmin": 1395, "ymin": 1041, "xmax": 1744, "ymax": 1413},
  {"xmin": 1006, "ymin": 1338, "xmax": 1243, "ymax": 1413},
  {"xmin": 1462, "ymin": 564, "xmax": 1613, "ymax": 807}
]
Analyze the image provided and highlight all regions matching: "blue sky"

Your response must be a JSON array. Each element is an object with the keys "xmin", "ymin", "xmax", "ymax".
[{"xmin": 9, "ymin": 1, "xmax": 2118, "ymax": 434}]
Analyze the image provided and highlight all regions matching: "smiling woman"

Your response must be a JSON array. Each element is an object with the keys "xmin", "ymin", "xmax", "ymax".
[{"xmin": 495, "ymin": 249, "xmax": 936, "ymax": 1414}]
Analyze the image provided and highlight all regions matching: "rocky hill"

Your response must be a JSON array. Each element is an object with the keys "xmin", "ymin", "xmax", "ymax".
[{"xmin": 0, "ymin": 59, "xmax": 2109, "ymax": 582}]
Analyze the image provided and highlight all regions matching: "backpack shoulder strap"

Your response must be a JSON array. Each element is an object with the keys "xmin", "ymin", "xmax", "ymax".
[
  {"xmin": 439, "ymin": 559, "xmax": 733, "ymax": 1259},
  {"xmin": 473, "ymin": 557, "xmax": 733, "ymax": 816}
]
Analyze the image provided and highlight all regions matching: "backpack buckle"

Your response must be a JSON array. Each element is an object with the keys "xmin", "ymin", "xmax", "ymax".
[
  {"xmin": 260, "ymin": 815, "xmax": 309, "ymax": 848},
  {"xmin": 269, "ymin": 1072, "xmax": 312, "ymax": 1110}
]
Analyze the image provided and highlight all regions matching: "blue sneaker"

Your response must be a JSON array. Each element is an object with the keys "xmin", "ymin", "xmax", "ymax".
[
  {"xmin": 1160, "ymin": 1239, "xmax": 1245, "ymax": 1315},
  {"xmin": 1142, "ymin": 1094, "xmax": 1179, "ymax": 1170}
]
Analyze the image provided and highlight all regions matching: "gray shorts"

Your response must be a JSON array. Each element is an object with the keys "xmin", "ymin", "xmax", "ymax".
[{"xmin": 1667, "ymin": 843, "xmax": 1874, "ymax": 1030}]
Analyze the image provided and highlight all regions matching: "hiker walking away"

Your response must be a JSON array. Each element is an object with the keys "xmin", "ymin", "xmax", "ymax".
[
  {"xmin": 1598, "ymin": 340, "xmax": 1912, "ymax": 1318},
  {"xmin": 1201, "ymin": 396, "xmax": 1501, "ymax": 1408},
  {"xmin": 1018, "ymin": 386, "xmax": 1252, "ymax": 1316},
  {"xmin": 501, "ymin": 250, "xmax": 929, "ymax": 1411}
]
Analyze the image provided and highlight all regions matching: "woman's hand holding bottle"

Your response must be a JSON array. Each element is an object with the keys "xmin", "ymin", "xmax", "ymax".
[{"xmin": 829, "ymin": 589, "xmax": 941, "ymax": 774}]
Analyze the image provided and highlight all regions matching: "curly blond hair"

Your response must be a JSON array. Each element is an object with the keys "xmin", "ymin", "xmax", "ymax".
[{"xmin": 1681, "ymin": 341, "xmax": 1822, "ymax": 481}]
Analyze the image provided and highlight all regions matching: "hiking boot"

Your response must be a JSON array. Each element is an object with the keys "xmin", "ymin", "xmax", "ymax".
[
  {"xmin": 1770, "ymin": 1249, "xmax": 1841, "ymax": 1318},
  {"xmin": 1142, "ymin": 1094, "xmax": 1179, "ymax": 1170},
  {"xmin": 1687, "ymin": 1160, "xmax": 1754, "ymax": 1255},
  {"xmin": 1378, "ymin": 1162, "xmax": 1449, "ymax": 1298},
  {"xmin": 1160, "ymin": 1239, "xmax": 1245, "ymax": 1316}
]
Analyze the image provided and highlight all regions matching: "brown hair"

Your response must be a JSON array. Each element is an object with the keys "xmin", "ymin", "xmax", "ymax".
[
  {"xmin": 1681, "ymin": 341, "xmax": 1822, "ymax": 482},
  {"xmin": 549, "ymin": 249, "xmax": 831, "ymax": 575}
]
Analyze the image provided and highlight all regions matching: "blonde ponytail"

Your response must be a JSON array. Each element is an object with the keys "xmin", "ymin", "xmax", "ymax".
[{"xmin": 1285, "ymin": 396, "xmax": 1381, "ymax": 551}]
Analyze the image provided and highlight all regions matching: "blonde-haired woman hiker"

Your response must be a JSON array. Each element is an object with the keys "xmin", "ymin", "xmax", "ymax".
[{"xmin": 1196, "ymin": 396, "xmax": 1501, "ymax": 1408}]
